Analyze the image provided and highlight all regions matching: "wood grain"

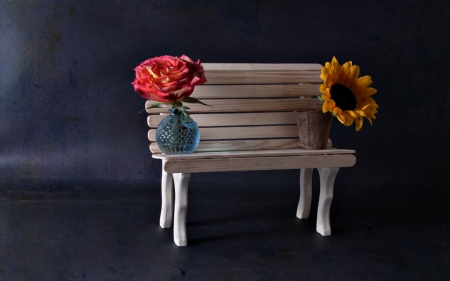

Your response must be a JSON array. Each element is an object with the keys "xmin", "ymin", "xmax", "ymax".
[
  {"xmin": 149, "ymin": 138, "xmax": 332, "ymax": 153},
  {"xmin": 153, "ymin": 148, "xmax": 355, "ymax": 160},
  {"xmin": 148, "ymin": 112, "xmax": 299, "ymax": 127},
  {"xmin": 203, "ymin": 72, "xmax": 321, "ymax": 84},
  {"xmin": 191, "ymin": 84, "xmax": 321, "ymax": 99},
  {"xmin": 145, "ymin": 98, "xmax": 322, "ymax": 114},
  {"xmin": 202, "ymin": 63, "xmax": 322, "ymax": 71},
  {"xmin": 163, "ymin": 154, "xmax": 357, "ymax": 173},
  {"xmin": 148, "ymin": 125, "xmax": 299, "ymax": 141}
]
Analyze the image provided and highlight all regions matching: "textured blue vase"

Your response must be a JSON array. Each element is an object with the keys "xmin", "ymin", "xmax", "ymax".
[{"xmin": 155, "ymin": 108, "xmax": 200, "ymax": 154}]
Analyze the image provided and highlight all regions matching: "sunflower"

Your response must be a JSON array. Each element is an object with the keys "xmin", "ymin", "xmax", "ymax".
[{"xmin": 319, "ymin": 57, "xmax": 379, "ymax": 131}]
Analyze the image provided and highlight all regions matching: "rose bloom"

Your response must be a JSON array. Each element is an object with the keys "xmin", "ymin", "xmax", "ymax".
[{"xmin": 132, "ymin": 55, "xmax": 207, "ymax": 104}]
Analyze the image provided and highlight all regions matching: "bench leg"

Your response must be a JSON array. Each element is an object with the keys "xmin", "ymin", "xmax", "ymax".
[
  {"xmin": 297, "ymin": 168, "xmax": 313, "ymax": 219},
  {"xmin": 316, "ymin": 167, "xmax": 339, "ymax": 236},
  {"xmin": 160, "ymin": 162, "xmax": 174, "ymax": 228},
  {"xmin": 173, "ymin": 172, "xmax": 191, "ymax": 246}
]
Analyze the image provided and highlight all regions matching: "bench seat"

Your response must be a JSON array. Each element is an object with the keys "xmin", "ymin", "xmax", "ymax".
[{"xmin": 154, "ymin": 148, "xmax": 355, "ymax": 173}]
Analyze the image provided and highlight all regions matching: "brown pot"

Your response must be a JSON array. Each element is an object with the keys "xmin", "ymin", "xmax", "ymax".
[{"xmin": 294, "ymin": 111, "xmax": 333, "ymax": 150}]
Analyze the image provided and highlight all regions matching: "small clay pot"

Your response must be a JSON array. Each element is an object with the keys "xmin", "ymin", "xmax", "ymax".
[{"xmin": 294, "ymin": 111, "xmax": 333, "ymax": 149}]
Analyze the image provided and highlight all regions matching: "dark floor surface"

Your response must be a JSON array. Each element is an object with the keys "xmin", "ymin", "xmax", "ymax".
[{"xmin": 1, "ymin": 176, "xmax": 449, "ymax": 281}]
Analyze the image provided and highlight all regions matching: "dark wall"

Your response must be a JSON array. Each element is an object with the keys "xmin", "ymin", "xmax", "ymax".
[{"xmin": 1, "ymin": 0, "xmax": 450, "ymax": 186}]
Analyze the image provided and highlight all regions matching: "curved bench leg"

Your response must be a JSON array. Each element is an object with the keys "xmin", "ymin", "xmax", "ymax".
[
  {"xmin": 297, "ymin": 168, "xmax": 313, "ymax": 219},
  {"xmin": 173, "ymin": 173, "xmax": 191, "ymax": 246},
  {"xmin": 160, "ymin": 162, "xmax": 174, "ymax": 228},
  {"xmin": 316, "ymin": 167, "xmax": 339, "ymax": 236}
]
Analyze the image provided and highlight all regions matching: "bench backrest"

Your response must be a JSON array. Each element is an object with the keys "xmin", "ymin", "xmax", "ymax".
[{"xmin": 146, "ymin": 63, "xmax": 325, "ymax": 153}]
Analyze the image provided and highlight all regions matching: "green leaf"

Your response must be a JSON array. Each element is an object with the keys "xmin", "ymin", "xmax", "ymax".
[
  {"xmin": 173, "ymin": 104, "xmax": 191, "ymax": 121},
  {"xmin": 147, "ymin": 102, "xmax": 162, "ymax": 109},
  {"xmin": 183, "ymin": 97, "xmax": 212, "ymax": 107},
  {"xmin": 181, "ymin": 109, "xmax": 189, "ymax": 121},
  {"xmin": 317, "ymin": 96, "xmax": 324, "ymax": 102},
  {"xmin": 139, "ymin": 102, "xmax": 161, "ymax": 114}
]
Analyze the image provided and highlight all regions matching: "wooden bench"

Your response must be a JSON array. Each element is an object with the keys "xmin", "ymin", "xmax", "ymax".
[{"xmin": 146, "ymin": 63, "xmax": 357, "ymax": 246}]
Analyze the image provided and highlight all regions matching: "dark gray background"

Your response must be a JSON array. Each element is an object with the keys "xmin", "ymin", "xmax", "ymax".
[
  {"xmin": 1, "ymin": 1, "xmax": 450, "ymax": 280},
  {"xmin": 1, "ymin": 1, "xmax": 449, "ymax": 188}
]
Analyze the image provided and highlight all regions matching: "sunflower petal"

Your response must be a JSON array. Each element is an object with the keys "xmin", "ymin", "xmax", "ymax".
[
  {"xmin": 358, "ymin": 87, "xmax": 377, "ymax": 98},
  {"xmin": 331, "ymin": 57, "xmax": 339, "ymax": 66},
  {"xmin": 322, "ymin": 101, "xmax": 330, "ymax": 113},
  {"xmin": 343, "ymin": 112, "xmax": 354, "ymax": 126},
  {"xmin": 325, "ymin": 98, "xmax": 336, "ymax": 107},
  {"xmin": 354, "ymin": 116, "xmax": 363, "ymax": 131},
  {"xmin": 355, "ymin": 110, "xmax": 367, "ymax": 117},
  {"xmin": 346, "ymin": 65, "xmax": 360, "ymax": 88},
  {"xmin": 320, "ymin": 84, "xmax": 328, "ymax": 95},
  {"xmin": 333, "ymin": 106, "xmax": 342, "ymax": 116},
  {"xmin": 350, "ymin": 75, "xmax": 373, "ymax": 93},
  {"xmin": 339, "ymin": 62, "xmax": 352, "ymax": 85},
  {"xmin": 337, "ymin": 113, "xmax": 346, "ymax": 124},
  {"xmin": 347, "ymin": 110, "xmax": 359, "ymax": 118}
]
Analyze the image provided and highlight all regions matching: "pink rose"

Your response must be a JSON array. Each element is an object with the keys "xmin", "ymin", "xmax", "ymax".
[{"xmin": 132, "ymin": 55, "xmax": 207, "ymax": 104}]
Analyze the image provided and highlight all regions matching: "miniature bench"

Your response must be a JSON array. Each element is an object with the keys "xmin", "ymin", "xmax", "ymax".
[{"xmin": 146, "ymin": 63, "xmax": 356, "ymax": 246}]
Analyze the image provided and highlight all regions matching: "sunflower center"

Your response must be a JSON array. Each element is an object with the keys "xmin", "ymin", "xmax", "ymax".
[{"xmin": 330, "ymin": 83, "xmax": 357, "ymax": 111}]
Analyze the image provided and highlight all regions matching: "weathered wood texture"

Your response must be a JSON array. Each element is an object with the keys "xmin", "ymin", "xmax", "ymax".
[
  {"xmin": 163, "ymin": 154, "xmax": 355, "ymax": 173},
  {"xmin": 191, "ymin": 84, "xmax": 321, "ymax": 98},
  {"xmin": 201, "ymin": 63, "xmax": 322, "ymax": 84},
  {"xmin": 147, "ymin": 64, "xmax": 324, "ymax": 153},
  {"xmin": 146, "ymin": 98, "xmax": 322, "ymax": 114},
  {"xmin": 148, "ymin": 112, "xmax": 299, "ymax": 127},
  {"xmin": 150, "ymin": 139, "xmax": 332, "ymax": 154}
]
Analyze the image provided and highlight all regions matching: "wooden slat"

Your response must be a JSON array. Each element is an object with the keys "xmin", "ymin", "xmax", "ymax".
[
  {"xmin": 146, "ymin": 98, "xmax": 322, "ymax": 114},
  {"xmin": 202, "ymin": 63, "xmax": 322, "ymax": 71},
  {"xmin": 150, "ymin": 139, "xmax": 332, "ymax": 153},
  {"xmin": 153, "ymin": 148, "xmax": 354, "ymax": 160},
  {"xmin": 148, "ymin": 112, "xmax": 298, "ymax": 128},
  {"xmin": 190, "ymin": 84, "xmax": 321, "ymax": 99},
  {"xmin": 204, "ymin": 71, "xmax": 321, "ymax": 84},
  {"xmin": 148, "ymin": 125, "xmax": 298, "ymax": 141},
  {"xmin": 162, "ymin": 154, "xmax": 356, "ymax": 173}
]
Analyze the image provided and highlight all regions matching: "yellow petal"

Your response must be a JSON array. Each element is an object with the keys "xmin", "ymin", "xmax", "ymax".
[
  {"xmin": 319, "ymin": 84, "xmax": 328, "ymax": 95},
  {"xmin": 329, "ymin": 66, "xmax": 339, "ymax": 82},
  {"xmin": 333, "ymin": 106, "xmax": 342, "ymax": 116},
  {"xmin": 339, "ymin": 62, "xmax": 352, "ymax": 85},
  {"xmin": 355, "ymin": 110, "xmax": 367, "ymax": 117},
  {"xmin": 322, "ymin": 101, "xmax": 330, "ymax": 113},
  {"xmin": 331, "ymin": 57, "xmax": 340, "ymax": 66},
  {"xmin": 337, "ymin": 113, "xmax": 346, "ymax": 124},
  {"xmin": 325, "ymin": 98, "xmax": 336, "ymax": 107},
  {"xmin": 350, "ymin": 75, "xmax": 373, "ymax": 93},
  {"xmin": 343, "ymin": 112, "xmax": 354, "ymax": 126},
  {"xmin": 347, "ymin": 110, "xmax": 359, "ymax": 118},
  {"xmin": 357, "ymin": 87, "xmax": 377, "ymax": 98},
  {"xmin": 355, "ymin": 116, "xmax": 363, "ymax": 131},
  {"xmin": 357, "ymin": 97, "xmax": 378, "ymax": 108},
  {"xmin": 346, "ymin": 65, "xmax": 360, "ymax": 88}
]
